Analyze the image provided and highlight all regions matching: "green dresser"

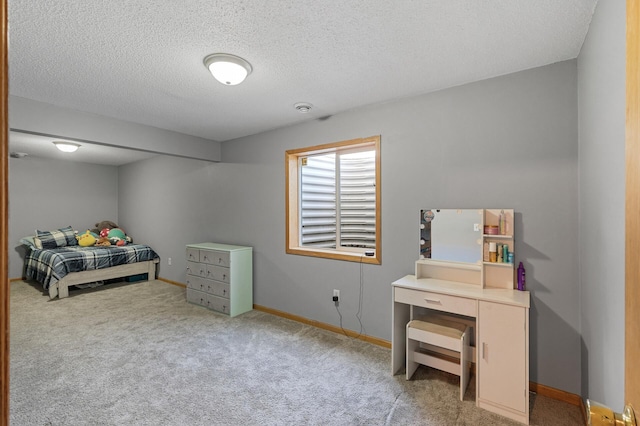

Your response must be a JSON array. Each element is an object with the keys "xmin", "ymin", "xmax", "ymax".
[{"xmin": 186, "ymin": 242, "xmax": 253, "ymax": 317}]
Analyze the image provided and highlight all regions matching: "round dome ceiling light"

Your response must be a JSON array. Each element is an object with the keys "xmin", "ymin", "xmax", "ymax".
[
  {"xmin": 294, "ymin": 102, "xmax": 313, "ymax": 113},
  {"xmin": 203, "ymin": 53, "xmax": 253, "ymax": 86},
  {"xmin": 53, "ymin": 141, "xmax": 81, "ymax": 153}
]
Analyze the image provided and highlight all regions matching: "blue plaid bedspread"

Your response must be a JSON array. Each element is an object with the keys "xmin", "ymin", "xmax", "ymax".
[{"xmin": 24, "ymin": 244, "xmax": 159, "ymax": 290}]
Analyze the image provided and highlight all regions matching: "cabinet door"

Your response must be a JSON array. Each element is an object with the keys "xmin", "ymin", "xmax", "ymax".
[{"xmin": 478, "ymin": 301, "xmax": 528, "ymax": 414}]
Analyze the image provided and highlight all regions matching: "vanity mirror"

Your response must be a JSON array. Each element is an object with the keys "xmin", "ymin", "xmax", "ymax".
[
  {"xmin": 420, "ymin": 209, "xmax": 482, "ymax": 264},
  {"xmin": 419, "ymin": 208, "xmax": 515, "ymax": 289}
]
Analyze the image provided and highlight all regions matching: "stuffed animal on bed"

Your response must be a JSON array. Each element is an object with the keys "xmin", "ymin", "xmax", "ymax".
[
  {"xmin": 77, "ymin": 230, "xmax": 97, "ymax": 247},
  {"xmin": 91, "ymin": 220, "xmax": 118, "ymax": 236},
  {"xmin": 95, "ymin": 237, "xmax": 111, "ymax": 246},
  {"xmin": 107, "ymin": 228, "xmax": 133, "ymax": 246}
]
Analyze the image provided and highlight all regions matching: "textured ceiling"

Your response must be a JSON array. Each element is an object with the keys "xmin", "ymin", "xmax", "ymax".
[{"xmin": 8, "ymin": 0, "xmax": 597, "ymax": 144}]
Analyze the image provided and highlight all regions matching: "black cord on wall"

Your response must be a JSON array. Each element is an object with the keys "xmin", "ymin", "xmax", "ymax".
[{"xmin": 335, "ymin": 254, "xmax": 366, "ymax": 339}]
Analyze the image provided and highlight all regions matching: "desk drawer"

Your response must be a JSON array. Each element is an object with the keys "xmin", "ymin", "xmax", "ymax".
[{"xmin": 395, "ymin": 287, "xmax": 477, "ymax": 317}]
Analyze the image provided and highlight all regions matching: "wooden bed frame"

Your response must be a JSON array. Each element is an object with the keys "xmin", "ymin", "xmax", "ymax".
[{"xmin": 48, "ymin": 258, "xmax": 159, "ymax": 299}]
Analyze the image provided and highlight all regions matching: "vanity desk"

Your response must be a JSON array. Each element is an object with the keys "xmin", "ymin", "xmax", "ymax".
[{"xmin": 392, "ymin": 209, "xmax": 531, "ymax": 424}]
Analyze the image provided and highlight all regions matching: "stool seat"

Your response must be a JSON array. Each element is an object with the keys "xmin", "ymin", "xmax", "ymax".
[
  {"xmin": 406, "ymin": 314, "xmax": 472, "ymax": 401},
  {"xmin": 408, "ymin": 316, "xmax": 466, "ymax": 338}
]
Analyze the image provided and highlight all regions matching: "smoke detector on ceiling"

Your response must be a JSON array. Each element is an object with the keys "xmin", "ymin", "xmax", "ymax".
[
  {"xmin": 294, "ymin": 102, "xmax": 313, "ymax": 113},
  {"xmin": 10, "ymin": 152, "xmax": 28, "ymax": 158}
]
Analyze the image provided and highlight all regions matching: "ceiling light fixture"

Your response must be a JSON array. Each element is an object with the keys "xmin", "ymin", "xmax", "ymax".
[
  {"xmin": 53, "ymin": 141, "xmax": 81, "ymax": 153},
  {"xmin": 203, "ymin": 53, "xmax": 252, "ymax": 86},
  {"xmin": 294, "ymin": 102, "xmax": 313, "ymax": 113}
]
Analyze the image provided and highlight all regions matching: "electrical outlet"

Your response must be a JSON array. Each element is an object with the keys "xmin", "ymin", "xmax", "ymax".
[
  {"xmin": 333, "ymin": 289, "xmax": 340, "ymax": 302},
  {"xmin": 168, "ymin": 257, "xmax": 172, "ymax": 265}
]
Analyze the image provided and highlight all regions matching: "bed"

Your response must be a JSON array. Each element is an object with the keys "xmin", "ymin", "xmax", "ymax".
[{"xmin": 21, "ymin": 226, "xmax": 160, "ymax": 299}]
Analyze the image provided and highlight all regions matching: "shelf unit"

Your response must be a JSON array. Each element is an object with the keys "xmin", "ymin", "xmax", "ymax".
[
  {"xmin": 417, "ymin": 209, "xmax": 515, "ymax": 289},
  {"xmin": 482, "ymin": 209, "xmax": 514, "ymax": 289}
]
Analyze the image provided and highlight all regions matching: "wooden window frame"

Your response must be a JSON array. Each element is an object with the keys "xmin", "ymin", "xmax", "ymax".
[{"xmin": 285, "ymin": 135, "xmax": 381, "ymax": 265}]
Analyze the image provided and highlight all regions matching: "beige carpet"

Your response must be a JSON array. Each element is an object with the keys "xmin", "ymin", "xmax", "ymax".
[{"xmin": 10, "ymin": 280, "xmax": 584, "ymax": 425}]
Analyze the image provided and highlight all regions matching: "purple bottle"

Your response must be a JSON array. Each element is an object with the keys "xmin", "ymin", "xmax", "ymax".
[{"xmin": 517, "ymin": 262, "xmax": 526, "ymax": 291}]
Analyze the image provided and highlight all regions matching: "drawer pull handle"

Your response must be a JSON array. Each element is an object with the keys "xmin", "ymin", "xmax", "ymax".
[{"xmin": 424, "ymin": 297, "xmax": 441, "ymax": 304}]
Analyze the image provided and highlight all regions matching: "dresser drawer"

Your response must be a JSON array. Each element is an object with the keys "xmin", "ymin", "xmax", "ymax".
[
  {"xmin": 205, "ymin": 264, "xmax": 230, "ymax": 283},
  {"xmin": 186, "ymin": 275, "xmax": 207, "ymax": 292},
  {"xmin": 187, "ymin": 289, "xmax": 230, "ymax": 314},
  {"xmin": 186, "ymin": 260, "xmax": 206, "ymax": 278},
  {"xmin": 186, "ymin": 248, "xmax": 199, "ymax": 262},
  {"xmin": 186, "ymin": 288, "xmax": 208, "ymax": 308},
  {"xmin": 394, "ymin": 287, "xmax": 477, "ymax": 317},
  {"xmin": 207, "ymin": 293, "xmax": 230, "ymax": 314},
  {"xmin": 187, "ymin": 276, "xmax": 230, "ymax": 298},
  {"xmin": 200, "ymin": 250, "xmax": 230, "ymax": 267},
  {"xmin": 202, "ymin": 279, "xmax": 229, "ymax": 299}
]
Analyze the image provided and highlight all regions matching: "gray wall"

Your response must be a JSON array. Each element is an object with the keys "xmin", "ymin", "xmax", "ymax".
[
  {"xmin": 8, "ymin": 156, "xmax": 119, "ymax": 277},
  {"xmin": 10, "ymin": 96, "xmax": 222, "ymax": 162},
  {"xmin": 119, "ymin": 60, "xmax": 581, "ymax": 394},
  {"xmin": 117, "ymin": 155, "xmax": 221, "ymax": 279},
  {"xmin": 577, "ymin": 0, "xmax": 626, "ymax": 410}
]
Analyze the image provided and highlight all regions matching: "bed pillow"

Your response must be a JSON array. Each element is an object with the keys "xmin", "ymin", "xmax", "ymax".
[
  {"xmin": 35, "ymin": 226, "xmax": 78, "ymax": 249},
  {"xmin": 19, "ymin": 236, "xmax": 40, "ymax": 250}
]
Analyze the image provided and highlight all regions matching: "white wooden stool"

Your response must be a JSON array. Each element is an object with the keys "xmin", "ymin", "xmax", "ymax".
[{"xmin": 406, "ymin": 314, "xmax": 471, "ymax": 401}]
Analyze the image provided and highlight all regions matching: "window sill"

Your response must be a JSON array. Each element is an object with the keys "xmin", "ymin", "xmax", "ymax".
[{"xmin": 286, "ymin": 246, "xmax": 381, "ymax": 265}]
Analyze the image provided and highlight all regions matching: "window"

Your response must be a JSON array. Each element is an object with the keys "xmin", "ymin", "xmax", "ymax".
[{"xmin": 286, "ymin": 136, "xmax": 381, "ymax": 264}]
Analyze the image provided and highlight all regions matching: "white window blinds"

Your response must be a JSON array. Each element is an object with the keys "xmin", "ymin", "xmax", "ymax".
[{"xmin": 300, "ymin": 150, "xmax": 376, "ymax": 249}]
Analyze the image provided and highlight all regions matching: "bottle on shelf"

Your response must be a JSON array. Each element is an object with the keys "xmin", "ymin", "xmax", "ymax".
[
  {"xmin": 517, "ymin": 262, "xmax": 526, "ymax": 291},
  {"xmin": 499, "ymin": 210, "xmax": 506, "ymax": 235},
  {"xmin": 489, "ymin": 242, "xmax": 497, "ymax": 262}
]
